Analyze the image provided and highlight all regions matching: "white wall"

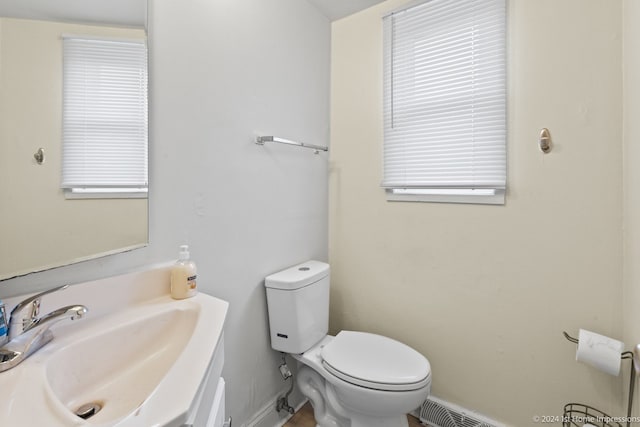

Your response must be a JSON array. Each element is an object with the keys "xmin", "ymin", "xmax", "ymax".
[
  {"xmin": 0, "ymin": 1, "xmax": 330, "ymax": 425},
  {"xmin": 622, "ymin": 0, "xmax": 640, "ymax": 417},
  {"xmin": 329, "ymin": 0, "xmax": 623, "ymax": 425}
]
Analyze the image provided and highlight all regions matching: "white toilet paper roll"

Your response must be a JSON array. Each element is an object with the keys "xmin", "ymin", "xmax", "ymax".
[{"xmin": 576, "ymin": 329, "xmax": 624, "ymax": 376}]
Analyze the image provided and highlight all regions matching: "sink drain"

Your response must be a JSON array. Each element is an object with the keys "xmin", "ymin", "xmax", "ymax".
[{"xmin": 75, "ymin": 402, "xmax": 102, "ymax": 420}]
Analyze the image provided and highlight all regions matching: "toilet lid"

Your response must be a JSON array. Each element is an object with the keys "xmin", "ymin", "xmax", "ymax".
[{"xmin": 321, "ymin": 331, "xmax": 431, "ymax": 391}]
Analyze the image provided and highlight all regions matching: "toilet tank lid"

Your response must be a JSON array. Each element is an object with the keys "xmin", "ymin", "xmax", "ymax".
[{"xmin": 265, "ymin": 260, "xmax": 329, "ymax": 290}]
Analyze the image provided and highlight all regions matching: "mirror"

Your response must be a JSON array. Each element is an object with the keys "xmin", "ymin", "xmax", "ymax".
[{"xmin": 0, "ymin": 0, "xmax": 148, "ymax": 281}]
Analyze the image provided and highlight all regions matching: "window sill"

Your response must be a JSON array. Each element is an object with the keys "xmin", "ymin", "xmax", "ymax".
[
  {"xmin": 64, "ymin": 188, "xmax": 148, "ymax": 200},
  {"xmin": 385, "ymin": 189, "xmax": 505, "ymax": 205}
]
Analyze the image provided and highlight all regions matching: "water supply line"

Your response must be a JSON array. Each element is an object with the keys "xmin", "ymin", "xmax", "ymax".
[{"xmin": 276, "ymin": 353, "xmax": 295, "ymax": 414}]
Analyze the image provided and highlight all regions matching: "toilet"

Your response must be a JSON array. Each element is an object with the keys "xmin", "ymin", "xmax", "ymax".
[{"xmin": 264, "ymin": 260, "xmax": 431, "ymax": 427}]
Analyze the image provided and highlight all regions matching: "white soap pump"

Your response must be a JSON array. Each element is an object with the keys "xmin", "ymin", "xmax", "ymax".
[{"xmin": 170, "ymin": 245, "xmax": 198, "ymax": 299}]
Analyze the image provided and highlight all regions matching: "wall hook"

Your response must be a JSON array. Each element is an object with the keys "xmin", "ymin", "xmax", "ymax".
[
  {"xmin": 539, "ymin": 128, "xmax": 551, "ymax": 153},
  {"xmin": 33, "ymin": 148, "xmax": 45, "ymax": 165}
]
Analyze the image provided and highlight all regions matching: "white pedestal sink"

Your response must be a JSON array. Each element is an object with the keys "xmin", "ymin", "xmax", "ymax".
[{"xmin": 0, "ymin": 264, "xmax": 229, "ymax": 427}]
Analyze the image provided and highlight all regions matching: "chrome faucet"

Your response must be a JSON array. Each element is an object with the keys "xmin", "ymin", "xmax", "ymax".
[{"xmin": 0, "ymin": 285, "xmax": 87, "ymax": 372}]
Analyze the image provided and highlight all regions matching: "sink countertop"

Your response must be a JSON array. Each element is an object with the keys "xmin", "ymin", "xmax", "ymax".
[{"xmin": 0, "ymin": 264, "xmax": 229, "ymax": 427}]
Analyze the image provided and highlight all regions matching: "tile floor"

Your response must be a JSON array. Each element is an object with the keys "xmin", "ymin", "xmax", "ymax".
[{"xmin": 283, "ymin": 402, "xmax": 425, "ymax": 427}]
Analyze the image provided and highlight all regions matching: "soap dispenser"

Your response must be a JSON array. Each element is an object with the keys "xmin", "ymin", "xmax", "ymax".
[
  {"xmin": 170, "ymin": 245, "xmax": 198, "ymax": 299},
  {"xmin": 0, "ymin": 301, "xmax": 8, "ymax": 346}
]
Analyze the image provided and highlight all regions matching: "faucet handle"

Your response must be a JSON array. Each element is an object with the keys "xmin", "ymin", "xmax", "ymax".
[
  {"xmin": 9, "ymin": 284, "xmax": 69, "ymax": 340},
  {"xmin": 10, "ymin": 285, "xmax": 69, "ymax": 317},
  {"xmin": 21, "ymin": 299, "xmax": 41, "ymax": 330}
]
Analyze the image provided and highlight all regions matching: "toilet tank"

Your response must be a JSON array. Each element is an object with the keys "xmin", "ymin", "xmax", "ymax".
[{"xmin": 264, "ymin": 260, "xmax": 330, "ymax": 354}]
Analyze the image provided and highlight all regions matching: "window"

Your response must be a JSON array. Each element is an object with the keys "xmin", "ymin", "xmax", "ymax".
[
  {"xmin": 61, "ymin": 36, "xmax": 148, "ymax": 199},
  {"xmin": 382, "ymin": 0, "xmax": 506, "ymax": 204}
]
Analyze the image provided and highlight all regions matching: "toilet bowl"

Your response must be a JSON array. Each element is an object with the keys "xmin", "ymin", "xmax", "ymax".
[
  {"xmin": 264, "ymin": 261, "xmax": 431, "ymax": 427},
  {"xmin": 292, "ymin": 334, "xmax": 431, "ymax": 427}
]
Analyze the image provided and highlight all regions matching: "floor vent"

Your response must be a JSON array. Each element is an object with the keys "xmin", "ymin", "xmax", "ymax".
[{"xmin": 419, "ymin": 396, "xmax": 503, "ymax": 427}]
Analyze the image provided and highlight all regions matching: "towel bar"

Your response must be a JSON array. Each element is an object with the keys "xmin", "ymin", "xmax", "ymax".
[{"xmin": 256, "ymin": 136, "xmax": 328, "ymax": 154}]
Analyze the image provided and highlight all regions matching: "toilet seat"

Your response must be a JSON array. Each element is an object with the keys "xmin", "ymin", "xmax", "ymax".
[{"xmin": 321, "ymin": 331, "xmax": 431, "ymax": 392}]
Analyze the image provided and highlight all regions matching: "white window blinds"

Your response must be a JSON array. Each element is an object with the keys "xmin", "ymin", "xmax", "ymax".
[
  {"xmin": 62, "ymin": 36, "xmax": 148, "ymax": 191},
  {"xmin": 382, "ymin": 0, "xmax": 506, "ymax": 203}
]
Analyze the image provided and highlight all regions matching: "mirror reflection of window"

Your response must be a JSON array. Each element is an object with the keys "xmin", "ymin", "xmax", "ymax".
[
  {"xmin": 61, "ymin": 36, "xmax": 148, "ymax": 199},
  {"xmin": 0, "ymin": 2, "xmax": 149, "ymax": 281}
]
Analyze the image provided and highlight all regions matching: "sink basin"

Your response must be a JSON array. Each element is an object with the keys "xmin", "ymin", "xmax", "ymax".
[
  {"xmin": 45, "ymin": 305, "xmax": 198, "ymax": 425},
  {"xmin": 0, "ymin": 265, "xmax": 228, "ymax": 427}
]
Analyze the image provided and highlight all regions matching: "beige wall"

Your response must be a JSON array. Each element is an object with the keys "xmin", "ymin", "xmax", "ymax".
[
  {"xmin": 329, "ymin": 0, "xmax": 624, "ymax": 424},
  {"xmin": 0, "ymin": 18, "xmax": 147, "ymax": 278},
  {"xmin": 623, "ymin": 0, "xmax": 640, "ymax": 418}
]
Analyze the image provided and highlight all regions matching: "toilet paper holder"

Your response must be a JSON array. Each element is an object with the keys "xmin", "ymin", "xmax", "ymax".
[
  {"xmin": 562, "ymin": 331, "xmax": 633, "ymax": 360},
  {"xmin": 563, "ymin": 331, "xmax": 636, "ymax": 427}
]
